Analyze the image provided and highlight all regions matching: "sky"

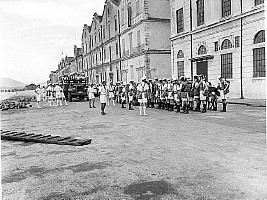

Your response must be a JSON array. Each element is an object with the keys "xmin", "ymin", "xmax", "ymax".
[{"xmin": 0, "ymin": 0, "xmax": 105, "ymax": 84}]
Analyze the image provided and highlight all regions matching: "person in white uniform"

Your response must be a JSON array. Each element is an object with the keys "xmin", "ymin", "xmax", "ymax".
[
  {"xmin": 87, "ymin": 83, "xmax": 96, "ymax": 108},
  {"xmin": 59, "ymin": 84, "xmax": 68, "ymax": 106},
  {"xmin": 108, "ymin": 82, "xmax": 116, "ymax": 107},
  {"xmin": 42, "ymin": 86, "xmax": 47, "ymax": 102},
  {"xmin": 99, "ymin": 81, "xmax": 108, "ymax": 115},
  {"xmin": 137, "ymin": 76, "xmax": 149, "ymax": 116},
  {"xmin": 54, "ymin": 83, "xmax": 62, "ymax": 106},
  {"xmin": 35, "ymin": 85, "xmax": 42, "ymax": 109}
]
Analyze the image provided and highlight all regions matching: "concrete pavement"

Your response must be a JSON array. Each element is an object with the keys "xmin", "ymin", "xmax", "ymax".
[{"xmin": 1, "ymin": 99, "xmax": 266, "ymax": 200}]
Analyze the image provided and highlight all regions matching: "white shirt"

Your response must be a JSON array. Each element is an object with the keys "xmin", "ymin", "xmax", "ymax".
[{"xmin": 99, "ymin": 86, "xmax": 107, "ymax": 95}]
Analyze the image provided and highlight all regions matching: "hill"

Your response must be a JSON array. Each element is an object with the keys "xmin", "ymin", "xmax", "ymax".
[{"xmin": 0, "ymin": 77, "xmax": 26, "ymax": 89}]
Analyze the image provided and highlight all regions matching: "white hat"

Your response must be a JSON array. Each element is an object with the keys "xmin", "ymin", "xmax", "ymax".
[{"xmin": 141, "ymin": 76, "xmax": 147, "ymax": 80}]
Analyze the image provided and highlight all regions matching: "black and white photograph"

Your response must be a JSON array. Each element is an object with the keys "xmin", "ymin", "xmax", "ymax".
[{"xmin": 0, "ymin": 0, "xmax": 266, "ymax": 199}]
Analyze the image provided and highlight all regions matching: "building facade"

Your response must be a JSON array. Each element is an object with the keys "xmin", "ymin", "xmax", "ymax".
[{"xmin": 171, "ymin": 0, "xmax": 265, "ymax": 99}]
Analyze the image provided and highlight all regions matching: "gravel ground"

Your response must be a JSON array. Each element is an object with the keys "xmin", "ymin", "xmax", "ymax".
[{"xmin": 1, "ymin": 97, "xmax": 266, "ymax": 200}]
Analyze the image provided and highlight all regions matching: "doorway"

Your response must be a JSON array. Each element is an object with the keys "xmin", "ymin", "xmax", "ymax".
[{"xmin": 196, "ymin": 61, "xmax": 208, "ymax": 80}]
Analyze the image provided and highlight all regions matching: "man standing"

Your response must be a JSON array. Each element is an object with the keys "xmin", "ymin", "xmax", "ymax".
[
  {"xmin": 173, "ymin": 78, "xmax": 181, "ymax": 113},
  {"xmin": 54, "ymin": 83, "xmax": 62, "ymax": 106},
  {"xmin": 108, "ymin": 82, "xmax": 116, "ymax": 107},
  {"xmin": 46, "ymin": 83, "xmax": 54, "ymax": 106},
  {"xmin": 180, "ymin": 77, "xmax": 192, "ymax": 114},
  {"xmin": 137, "ymin": 76, "xmax": 149, "ymax": 116},
  {"xmin": 35, "ymin": 85, "xmax": 42, "ymax": 109},
  {"xmin": 128, "ymin": 80, "xmax": 135, "ymax": 110},
  {"xmin": 199, "ymin": 76, "xmax": 208, "ymax": 113},
  {"xmin": 87, "ymin": 83, "xmax": 96, "ymax": 108},
  {"xmin": 218, "ymin": 76, "xmax": 230, "ymax": 112},
  {"xmin": 99, "ymin": 81, "xmax": 108, "ymax": 115},
  {"xmin": 121, "ymin": 82, "xmax": 126, "ymax": 108},
  {"xmin": 42, "ymin": 86, "xmax": 47, "ymax": 102},
  {"xmin": 193, "ymin": 76, "xmax": 201, "ymax": 112}
]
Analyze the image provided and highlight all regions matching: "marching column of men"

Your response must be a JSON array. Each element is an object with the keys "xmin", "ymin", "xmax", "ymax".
[
  {"xmin": 87, "ymin": 74, "xmax": 229, "ymax": 115},
  {"xmin": 39, "ymin": 74, "xmax": 229, "ymax": 115}
]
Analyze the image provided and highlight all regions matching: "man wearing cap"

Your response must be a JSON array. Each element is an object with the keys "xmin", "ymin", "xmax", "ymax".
[
  {"xmin": 155, "ymin": 79, "xmax": 162, "ymax": 109},
  {"xmin": 180, "ymin": 77, "xmax": 191, "ymax": 114},
  {"xmin": 54, "ymin": 83, "xmax": 62, "ymax": 106},
  {"xmin": 199, "ymin": 76, "xmax": 208, "ymax": 113},
  {"xmin": 166, "ymin": 79, "xmax": 174, "ymax": 111},
  {"xmin": 35, "ymin": 85, "xmax": 42, "ymax": 109},
  {"xmin": 218, "ymin": 76, "xmax": 230, "ymax": 112},
  {"xmin": 147, "ymin": 79, "xmax": 153, "ymax": 108},
  {"xmin": 108, "ymin": 82, "xmax": 116, "ymax": 107},
  {"xmin": 99, "ymin": 81, "xmax": 108, "ymax": 115},
  {"xmin": 160, "ymin": 78, "xmax": 168, "ymax": 109},
  {"xmin": 137, "ymin": 76, "xmax": 149, "ymax": 116},
  {"xmin": 46, "ymin": 83, "xmax": 53, "ymax": 106},
  {"xmin": 120, "ymin": 82, "xmax": 126, "ymax": 108},
  {"xmin": 88, "ymin": 83, "xmax": 96, "ymax": 108},
  {"xmin": 128, "ymin": 80, "xmax": 135, "ymax": 110},
  {"xmin": 173, "ymin": 78, "xmax": 181, "ymax": 113},
  {"xmin": 193, "ymin": 75, "xmax": 201, "ymax": 112}
]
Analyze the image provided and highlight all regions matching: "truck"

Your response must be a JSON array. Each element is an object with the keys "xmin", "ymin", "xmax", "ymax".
[{"xmin": 60, "ymin": 73, "xmax": 88, "ymax": 102}]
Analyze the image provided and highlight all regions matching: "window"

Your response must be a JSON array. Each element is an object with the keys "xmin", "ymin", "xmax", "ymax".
[
  {"xmin": 197, "ymin": 0, "xmax": 204, "ymax": 26},
  {"xmin": 177, "ymin": 50, "xmax": 184, "ymax": 58},
  {"xmin": 137, "ymin": 30, "xmax": 141, "ymax": 46},
  {"xmin": 103, "ymin": 26, "xmax": 105, "ymax": 39},
  {"xmin": 254, "ymin": 30, "xmax": 265, "ymax": 44},
  {"xmin": 129, "ymin": 33, "xmax": 133, "ymax": 54},
  {"xmin": 177, "ymin": 61, "xmax": 185, "ymax": 78},
  {"xmin": 253, "ymin": 48, "xmax": 265, "ymax": 77},
  {"xmin": 104, "ymin": 49, "xmax": 106, "ymax": 59},
  {"xmin": 116, "ymin": 43, "xmax": 118, "ymax": 55},
  {"xmin": 176, "ymin": 8, "xmax": 184, "ymax": 33},
  {"xmin": 108, "ymin": 23, "xmax": 111, "ymax": 38},
  {"xmin": 95, "ymin": 35, "xmax": 97, "ymax": 44},
  {"xmin": 99, "ymin": 31, "xmax": 101, "ymax": 42},
  {"xmin": 99, "ymin": 52, "xmax": 101, "ymax": 61},
  {"xmin": 128, "ymin": 6, "xmax": 132, "ymax": 27},
  {"xmin": 235, "ymin": 36, "xmax": 240, "ymax": 48},
  {"xmin": 115, "ymin": 18, "xmax": 117, "ymax": 31},
  {"xmin": 198, "ymin": 45, "xmax": 207, "ymax": 55},
  {"xmin": 221, "ymin": 39, "xmax": 232, "ymax": 50},
  {"xmin": 221, "ymin": 53, "xmax": 233, "ymax": 79},
  {"xmin": 222, "ymin": 0, "xmax": 231, "ymax": 17},
  {"xmin": 255, "ymin": 0, "xmax": 264, "ymax": 6},
  {"xmin": 215, "ymin": 41, "xmax": 219, "ymax": 51},
  {"xmin": 136, "ymin": 0, "xmax": 140, "ymax": 16},
  {"xmin": 109, "ymin": 46, "xmax": 112, "ymax": 61}
]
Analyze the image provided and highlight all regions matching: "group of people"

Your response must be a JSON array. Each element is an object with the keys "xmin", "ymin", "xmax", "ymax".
[
  {"xmin": 35, "ymin": 83, "xmax": 68, "ymax": 108},
  {"xmin": 89, "ymin": 75, "xmax": 230, "ymax": 116}
]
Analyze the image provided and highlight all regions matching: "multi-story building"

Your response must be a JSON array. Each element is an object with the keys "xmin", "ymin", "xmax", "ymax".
[
  {"xmin": 80, "ymin": 0, "xmax": 172, "ymax": 84},
  {"xmin": 170, "ymin": 0, "xmax": 265, "ymax": 99},
  {"xmin": 119, "ymin": 0, "xmax": 172, "ymax": 82}
]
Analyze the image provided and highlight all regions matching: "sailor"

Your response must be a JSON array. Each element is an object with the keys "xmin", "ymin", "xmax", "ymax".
[
  {"xmin": 42, "ymin": 86, "xmax": 47, "ymax": 102},
  {"xmin": 161, "ymin": 78, "xmax": 168, "ymax": 109},
  {"xmin": 156, "ymin": 79, "xmax": 162, "ymax": 109},
  {"xmin": 167, "ymin": 79, "xmax": 174, "ymax": 111},
  {"xmin": 199, "ymin": 75, "xmax": 208, "ymax": 113},
  {"xmin": 193, "ymin": 75, "xmax": 201, "ymax": 112},
  {"xmin": 137, "ymin": 76, "xmax": 149, "ymax": 116},
  {"xmin": 87, "ymin": 83, "xmax": 96, "ymax": 108},
  {"xmin": 52, "ymin": 84, "xmax": 56, "ymax": 106},
  {"xmin": 108, "ymin": 82, "xmax": 116, "ymax": 107},
  {"xmin": 218, "ymin": 76, "xmax": 230, "ymax": 112},
  {"xmin": 128, "ymin": 80, "xmax": 135, "ymax": 110},
  {"xmin": 59, "ymin": 83, "xmax": 68, "ymax": 106},
  {"xmin": 54, "ymin": 83, "xmax": 62, "ymax": 106},
  {"xmin": 46, "ymin": 83, "xmax": 53, "ymax": 106},
  {"xmin": 147, "ymin": 79, "xmax": 152, "ymax": 108},
  {"xmin": 121, "ymin": 82, "xmax": 126, "ymax": 108},
  {"xmin": 153, "ymin": 78, "xmax": 159, "ymax": 108},
  {"xmin": 187, "ymin": 78, "xmax": 194, "ymax": 111},
  {"xmin": 35, "ymin": 85, "xmax": 42, "ymax": 109},
  {"xmin": 173, "ymin": 78, "xmax": 181, "ymax": 113},
  {"xmin": 99, "ymin": 81, "xmax": 108, "ymax": 115},
  {"xmin": 180, "ymin": 77, "xmax": 192, "ymax": 114}
]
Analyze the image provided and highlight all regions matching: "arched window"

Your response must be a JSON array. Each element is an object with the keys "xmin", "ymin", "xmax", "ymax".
[
  {"xmin": 221, "ymin": 39, "xmax": 232, "ymax": 50},
  {"xmin": 254, "ymin": 30, "xmax": 265, "ymax": 44},
  {"xmin": 198, "ymin": 45, "xmax": 207, "ymax": 55},
  {"xmin": 177, "ymin": 50, "xmax": 184, "ymax": 58}
]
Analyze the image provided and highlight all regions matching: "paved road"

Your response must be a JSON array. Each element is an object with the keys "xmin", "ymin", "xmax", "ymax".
[{"xmin": 1, "ymin": 99, "xmax": 266, "ymax": 200}]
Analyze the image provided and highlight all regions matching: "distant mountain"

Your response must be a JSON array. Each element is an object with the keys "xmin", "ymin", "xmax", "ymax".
[{"xmin": 0, "ymin": 78, "xmax": 26, "ymax": 89}]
